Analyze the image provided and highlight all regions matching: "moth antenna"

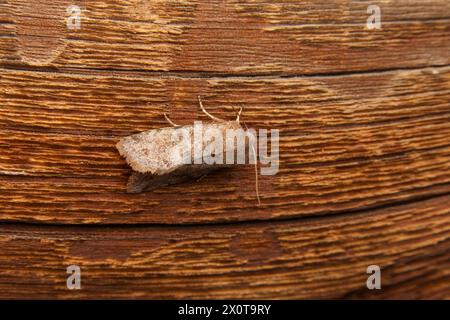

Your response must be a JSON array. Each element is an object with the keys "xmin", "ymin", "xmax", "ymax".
[
  {"xmin": 242, "ymin": 117, "xmax": 261, "ymax": 206},
  {"xmin": 236, "ymin": 106, "xmax": 243, "ymax": 123},
  {"xmin": 230, "ymin": 105, "xmax": 243, "ymax": 123},
  {"xmin": 198, "ymin": 96, "xmax": 224, "ymax": 122},
  {"xmin": 164, "ymin": 113, "xmax": 179, "ymax": 127},
  {"xmin": 250, "ymin": 143, "xmax": 261, "ymax": 206}
]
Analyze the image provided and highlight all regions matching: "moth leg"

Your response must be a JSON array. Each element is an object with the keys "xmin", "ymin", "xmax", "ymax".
[
  {"xmin": 164, "ymin": 113, "xmax": 180, "ymax": 127},
  {"xmin": 198, "ymin": 95, "xmax": 224, "ymax": 122},
  {"xmin": 196, "ymin": 173, "xmax": 209, "ymax": 182}
]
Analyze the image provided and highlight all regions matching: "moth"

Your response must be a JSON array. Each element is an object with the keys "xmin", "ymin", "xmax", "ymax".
[{"xmin": 116, "ymin": 97, "xmax": 260, "ymax": 204}]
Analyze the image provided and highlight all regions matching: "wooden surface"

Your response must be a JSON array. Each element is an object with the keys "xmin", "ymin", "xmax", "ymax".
[{"xmin": 0, "ymin": 0, "xmax": 449, "ymax": 299}]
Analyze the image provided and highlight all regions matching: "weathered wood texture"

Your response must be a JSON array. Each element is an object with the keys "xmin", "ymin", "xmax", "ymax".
[
  {"xmin": 0, "ymin": 0, "xmax": 449, "ymax": 299},
  {"xmin": 1, "ymin": 0, "xmax": 450, "ymax": 73},
  {"xmin": 1, "ymin": 195, "xmax": 449, "ymax": 299},
  {"xmin": 1, "ymin": 66, "xmax": 450, "ymax": 224}
]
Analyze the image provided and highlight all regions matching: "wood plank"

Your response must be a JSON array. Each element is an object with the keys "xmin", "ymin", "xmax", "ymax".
[
  {"xmin": 1, "ymin": 66, "xmax": 450, "ymax": 224},
  {"xmin": 0, "ymin": 0, "xmax": 449, "ymax": 300},
  {"xmin": 2, "ymin": 66, "xmax": 450, "ymax": 136},
  {"xmin": 1, "ymin": 0, "xmax": 450, "ymax": 73},
  {"xmin": 0, "ymin": 194, "xmax": 449, "ymax": 299}
]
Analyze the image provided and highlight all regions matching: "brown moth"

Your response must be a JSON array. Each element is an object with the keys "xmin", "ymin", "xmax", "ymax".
[{"xmin": 116, "ymin": 97, "xmax": 260, "ymax": 203}]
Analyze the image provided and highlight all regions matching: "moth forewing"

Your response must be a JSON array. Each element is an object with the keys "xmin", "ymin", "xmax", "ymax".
[
  {"xmin": 117, "ymin": 120, "xmax": 244, "ymax": 193},
  {"xmin": 116, "ymin": 127, "xmax": 189, "ymax": 175}
]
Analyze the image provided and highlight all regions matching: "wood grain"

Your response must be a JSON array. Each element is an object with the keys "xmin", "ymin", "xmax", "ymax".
[
  {"xmin": 1, "ymin": 66, "xmax": 450, "ymax": 224},
  {"xmin": 0, "ymin": 0, "xmax": 449, "ymax": 299},
  {"xmin": 1, "ymin": 1, "xmax": 450, "ymax": 73},
  {"xmin": 0, "ymin": 194, "xmax": 449, "ymax": 299}
]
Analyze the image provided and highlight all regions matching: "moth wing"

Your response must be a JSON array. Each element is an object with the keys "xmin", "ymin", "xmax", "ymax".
[{"xmin": 116, "ymin": 126, "xmax": 192, "ymax": 175}]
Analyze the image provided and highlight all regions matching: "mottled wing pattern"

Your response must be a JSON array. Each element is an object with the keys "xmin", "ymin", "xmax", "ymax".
[{"xmin": 116, "ymin": 126, "xmax": 189, "ymax": 175}]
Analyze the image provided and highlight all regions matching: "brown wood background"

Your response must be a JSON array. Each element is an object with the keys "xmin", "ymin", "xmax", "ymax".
[{"xmin": 0, "ymin": 0, "xmax": 449, "ymax": 299}]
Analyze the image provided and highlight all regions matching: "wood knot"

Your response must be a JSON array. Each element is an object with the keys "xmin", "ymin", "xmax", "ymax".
[{"xmin": 8, "ymin": 0, "xmax": 74, "ymax": 65}]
